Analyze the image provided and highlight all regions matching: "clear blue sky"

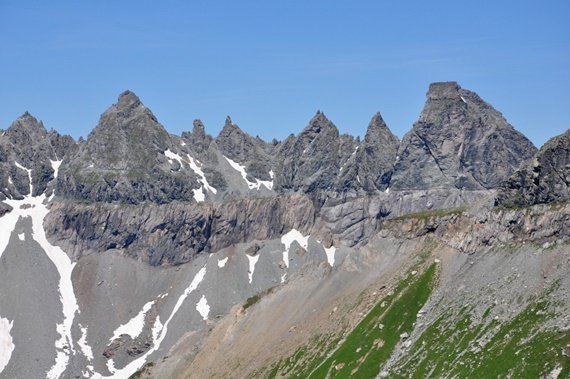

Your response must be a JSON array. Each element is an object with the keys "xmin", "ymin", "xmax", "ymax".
[{"xmin": 1, "ymin": 1, "xmax": 568, "ymax": 147}]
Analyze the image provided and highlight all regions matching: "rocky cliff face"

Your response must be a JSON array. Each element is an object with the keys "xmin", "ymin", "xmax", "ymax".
[
  {"xmin": 391, "ymin": 82, "xmax": 536, "ymax": 190},
  {"xmin": 45, "ymin": 194, "xmax": 314, "ymax": 266},
  {"xmin": 0, "ymin": 112, "xmax": 76, "ymax": 200},
  {"xmin": 496, "ymin": 128, "xmax": 570, "ymax": 207}
]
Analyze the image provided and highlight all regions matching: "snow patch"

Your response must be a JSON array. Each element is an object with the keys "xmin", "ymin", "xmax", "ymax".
[
  {"xmin": 224, "ymin": 156, "xmax": 273, "ymax": 190},
  {"xmin": 106, "ymin": 359, "xmax": 116, "ymax": 374},
  {"xmin": 7, "ymin": 177, "xmax": 12, "ymax": 185},
  {"xmin": 93, "ymin": 266, "xmax": 207, "ymax": 379},
  {"xmin": 196, "ymin": 295, "xmax": 210, "ymax": 320},
  {"xmin": 78, "ymin": 326, "xmax": 93, "ymax": 362},
  {"xmin": 110, "ymin": 301, "xmax": 155, "ymax": 342},
  {"xmin": 460, "ymin": 96, "xmax": 467, "ymax": 103},
  {"xmin": 217, "ymin": 257, "xmax": 228, "ymax": 268},
  {"xmin": 0, "ymin": 317, "xmax": 15, "ymax": 374},
  {"xmin": 164, "ymin": 149, "xmax": 184, "ymax": 166},
  {"xmin": 187, "ymin": 154, "xmax": 217, "ymax": 202},
  {"xmin": 193, "ymin": 187, "xmax": 205, "ymax": 202},
  {"xmin": 280, "ymin": 229, "xmax": 309, "ymax": 269},
  {"xmin": 324, "ymin": 246, "xmax": 336, "ymax": 267},
  {"xmin": 50, "ymin": 159, "xmax": 63, "ymax": 179},
  {"xmin": 247, "ymin": 254, "xmax": 260, "ymax": 284},
  {"xmin": 180, "ymin": 140, "xmax": 186, "ymax": 146},
  {"xmin": 17, "ymin": 233, "xmax": 24, "ymax": 241},
  {"xmin": 385, "ymin": 187, "xmax": 390, "ymax": 193}
]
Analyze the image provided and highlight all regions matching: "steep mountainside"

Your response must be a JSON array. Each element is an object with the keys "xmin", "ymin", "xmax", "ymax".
[
  {"xmin": 0, "ymin": 113, "xmax": 75, "ymax": 200},
  {"xmin": 0, "ymin": 82, "xmax": 567, "ymax": 379},
  {"xmin": 496, "ymin": 128, "xmax": 570, "ymax": 207},
  {"xmin": 391, "ymin": 82, "xmax": 536, "ymax": 190}
]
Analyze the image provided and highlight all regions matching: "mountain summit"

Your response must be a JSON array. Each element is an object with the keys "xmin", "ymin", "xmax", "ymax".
[{"xmin": 391, "ymin": 82, "xmax": 537, "ymax": 190}]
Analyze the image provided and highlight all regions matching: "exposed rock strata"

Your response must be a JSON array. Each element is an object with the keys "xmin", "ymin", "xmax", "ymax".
[
  {"xmin": 45, "ymin": 194, "xmax": 315, "ymax": 265},
  {"xmin": 496, "ymin": 129, "xmax": 570, "ymax": 207}
]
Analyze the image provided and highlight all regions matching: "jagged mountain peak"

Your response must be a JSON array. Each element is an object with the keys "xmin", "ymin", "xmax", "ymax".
[
  {"xmin": 193, "ymin": 119, "xmax": 206, "ymax": 135},
  {"xmin": 292, "ymin": 111, "xmax": 339, "ymax": 151},
  {"xmin": 216, "ymin": 115, "xmax": 274, "ymax": 181},
  {"xmin": 392, "ymin": 81, "xmax": 536, "ymax": 190},
  {"xmin": 6, "ymin": 112, "xmax": 47, "ymax": 140},
  {"xmin": 219, "ymin": 116, "xmax": 246, "ymax": 137},
  {"xmin": 56, "ymin": 91, "xmax": 203, "ymax": 204},
  {"xmin": 368, "ymin": 111, "xmax": 385, "ymax": 126},
  {"xmin": 116, "ymin": 90, "xmax": 142, "ymax": 108},
  {"xmin": 99, "ymin": 90, "xmax": 157, "ymax": 128},
  {"xmin": 426, "ymin": 81, "xmax": 462, "ymax": 100},
  {"xmin": 365, "ymin": 112, "xmax": 396, "ymax": 141}
]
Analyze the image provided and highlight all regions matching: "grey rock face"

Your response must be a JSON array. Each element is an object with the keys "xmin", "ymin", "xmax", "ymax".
[
  {"xmin": 216, "ymin": 117, "xmax": 274, "ymax": 181},
  {"xmin": 391, "ymin": 82, "xmax": 536, "ymax": 190},
  {"xmin": 0, "ymin": 112, "xmax": 76, "ymax": 199},
  {"xmin": 338, "ymin": 113, "xmax": 399, "ymax": 192},
  {"xmin": 45, "ymin": 194, "xmax": 314, "ymax": 266},
  {"xmin": 181, "ymin": 120, "xmax": 213, "ymax": 155},
  {"xmin": 274, "ymin": 111, "xmax": 342, "ymax": 192},
  {"xmin": 57, "ymin": 91, "xmax": 201, "ymax": 204},
  {"xmin": 496, "ymin": 129, "xmax": 570, "ymax": 207}
]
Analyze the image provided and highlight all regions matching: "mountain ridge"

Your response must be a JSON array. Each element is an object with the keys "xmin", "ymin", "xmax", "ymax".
[{"xmin": 1, "ymin": 81, "xmax": 569, "ymax": 379}]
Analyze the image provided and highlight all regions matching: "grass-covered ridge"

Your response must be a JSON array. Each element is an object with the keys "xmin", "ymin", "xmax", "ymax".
[
  {"xmin": 391, "ymin": 284, "xmax": 570, "ymax": 378},
  {"xmin": 307, "ymin": 263, "xmax": 438, "ymax": 378},
  {"xmin": 263, "ymin": 260, "xmax": 439, "ymax": 379}
]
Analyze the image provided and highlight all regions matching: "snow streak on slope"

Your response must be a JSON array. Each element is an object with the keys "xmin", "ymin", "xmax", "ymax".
[
  {"xmin": 94, "ymin": 266, "xmax": 207, "ymax": 379},
  {"xmin": 247, "ymin": 254, "xmax": 260, "ymax": 284},
  {"xmin": 2, "ymin": 193, "xmax": 80, "ymax": 379},
  {"xmin": 78, "ymin": 326, "xmax": 94, "ymax": 362},
  {"xmin": 280, "ymin": 229, "xmax": 310, "ymax": 283},
  {"xmin": 0, "ymin": 317, "xmax": 15, "ymax": 374},
  {"xmin": 50, "ymin": 160, "xmax": 63, "ymax": 180},
  {"xmin": 164, "ymin": 149, "xmax": 184, "ymax": 166},
  {"xmin": 110, "ymin": 301, "xmax": 155, "ymax": 342},
  {"xmin": 187, "ymin": 154, "xmax": 217, "ymax": 202},
  {"xmin": 224, "ymin": 156, "xmax": 273, "ymax": 190},
  {"xmin": 324, "ymin": 246, "xmax": 336, "ymax": 267}
]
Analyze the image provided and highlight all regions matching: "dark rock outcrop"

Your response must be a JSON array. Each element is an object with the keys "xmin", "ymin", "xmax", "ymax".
[
  {"xmin": 391, "ymin": 82, "xmax": 536, "ymax": 190},
  {"xmin": 496, "ymin": 129, "xmax": 570, "ymax": 207}
]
